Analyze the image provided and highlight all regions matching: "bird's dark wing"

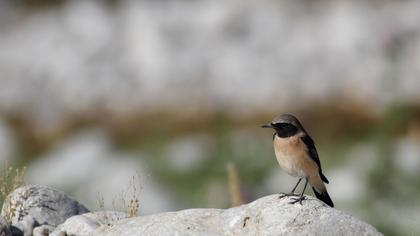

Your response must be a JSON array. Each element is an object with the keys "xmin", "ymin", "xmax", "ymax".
[{"xmin": 301, "ymin": 134, "xmax": 329, "ymax": 183}]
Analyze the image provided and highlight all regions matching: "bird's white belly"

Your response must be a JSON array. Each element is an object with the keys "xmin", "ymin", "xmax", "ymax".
[{"xmin": 275, "ymin": 151, "xmax": 306, "ymax": 177}]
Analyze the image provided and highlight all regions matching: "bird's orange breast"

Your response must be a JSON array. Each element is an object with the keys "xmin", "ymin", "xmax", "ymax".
[{"xmin": 273, "ymin": 135, "xmax": 318, "ymax": 178}]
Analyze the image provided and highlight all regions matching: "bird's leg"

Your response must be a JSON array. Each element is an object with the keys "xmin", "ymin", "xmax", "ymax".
[
  {"xmin": 289, "ymin": 178, "xmax": 308, "ymax": 205},
  {"xmin": 279, "ymin": 178, "xmax": 302, "ymax": 198},
  {"xmin": 290, "ymin": 178, "xmax": 302, "ymax": 193}
]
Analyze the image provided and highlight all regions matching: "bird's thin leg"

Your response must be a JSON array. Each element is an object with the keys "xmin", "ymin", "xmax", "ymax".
[
  {"xmin": 289, "ymin": 178, "xmax": 308, "ymax": 205},
  {"xmin": 290, "ymin": 178, "xmax": 302, "ymax": 193},
  {"xmin": 279, "ymin": 178, "xmax": 302, "ymax": 198}
]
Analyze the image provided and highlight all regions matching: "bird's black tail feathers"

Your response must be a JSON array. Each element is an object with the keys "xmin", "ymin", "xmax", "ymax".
[
  {"xmin": 320, "ymin": 172, "xmax": 329, "ymax": 184},
  {"xmin": 312, "ymin": 187, "xmax": 334, "ymax": 207}
]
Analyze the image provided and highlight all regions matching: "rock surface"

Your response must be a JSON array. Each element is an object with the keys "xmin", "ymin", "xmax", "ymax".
[
  {"xmin": 1, "ymin": 187, "xmax": 382, "ymax": 236},
  {"xmin": 0, "ymin": 215, "xmax": 11, "ymax": 236},
  {"xmin": 1, "ymin": 185, "xmax": 89, "ymax": 235},
  {"xmin": 32, "ymin": 225, "xmax": 55, "ymax": 236},
  {"xmin": 94, "ymin": 194, "xmax": 382, "ymax": 236},
  {"xmin": 51, "ymin": 211, "xmax": 128, "ymax": 236}
]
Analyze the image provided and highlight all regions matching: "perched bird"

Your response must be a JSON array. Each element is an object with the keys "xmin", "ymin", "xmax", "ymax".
[{"xmin": 262, "ymin": 114, "xmax": 334, "ymax": 207}]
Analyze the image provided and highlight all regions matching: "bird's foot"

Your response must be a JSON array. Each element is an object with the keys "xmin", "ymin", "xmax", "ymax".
[
  {"xmin": 288, "ymin": 195, "xmax": 306, "ymax": 205},
  {"xmin": 278, "ymin": 192, "xmax": 300, "ymax": 199}
]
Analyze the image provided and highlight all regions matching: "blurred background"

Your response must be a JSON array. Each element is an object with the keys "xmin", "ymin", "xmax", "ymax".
[{"xmin": 0, "ymin": 0, "xmax": 419, "ymax": 235}]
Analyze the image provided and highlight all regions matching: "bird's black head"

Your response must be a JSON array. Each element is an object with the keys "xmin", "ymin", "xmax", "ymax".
[{"xmin": 261, "ymin": 114, "xmax": 302, "ymax": 138}]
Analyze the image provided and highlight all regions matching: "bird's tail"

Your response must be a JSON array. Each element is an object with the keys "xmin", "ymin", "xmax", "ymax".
[{"xmin": 312, "ymin": 187, "xmax": 334, "ymax": 207}]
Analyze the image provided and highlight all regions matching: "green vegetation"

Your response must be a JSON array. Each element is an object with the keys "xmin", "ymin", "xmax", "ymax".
[{"xmin": 2, "ymin": 102, "xmax": 420, "ymax": 235}]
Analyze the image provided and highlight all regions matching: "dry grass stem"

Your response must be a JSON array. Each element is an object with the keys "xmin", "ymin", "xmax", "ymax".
[{"xmin": 227, "ymin": 162, "xmax": 244, "ymax": 207}]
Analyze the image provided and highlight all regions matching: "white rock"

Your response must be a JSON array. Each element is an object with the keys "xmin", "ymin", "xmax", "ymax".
[
  {"xmin": 165, "ymin": 135, "xmax": 209, "ymax": 173},
  {"xmin": 0, "ymin": 215, "xmax": 11, "ymax": 236},
  {"xmin": 1, "ymin": 185, "xmax": 89, "ymax": 235},
  {"xmin": 33, "ymin": 225, "xmax": 55, "ymax": 236},
  {"xmin": 94, "ymin": 194, "xmax": 382, "ymax": 236},
  {"xmin": 14, "ymin": 215, "xmax": 34, "ymax": 236},
  {"xmin": 51, "ymin": 211, "xmax": 128, "ymax": 236},
  {"xmin": 393, "ymin": 137, "xmax": 420, "ymax": 175}
]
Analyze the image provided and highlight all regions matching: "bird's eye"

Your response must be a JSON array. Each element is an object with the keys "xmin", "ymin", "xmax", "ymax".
[
  {"xmin": 283, "ymin": 123, "xmax": 293, "ymax": 128},
  {"xmin": 280, "ymin": 123, "xmax": 297, "ymax": 132}
]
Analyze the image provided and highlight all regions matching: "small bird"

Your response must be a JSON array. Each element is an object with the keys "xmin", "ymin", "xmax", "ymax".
[{"xmin": 262, "ymin": 114, "xmax": 334, "ymax": 207}]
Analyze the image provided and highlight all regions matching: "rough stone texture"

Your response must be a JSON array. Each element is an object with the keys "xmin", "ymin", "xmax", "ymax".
[
  {"xmin": 94, "ymin": 195, "xmax": 382, "ymax": 236},
  {"xmin": 13, "ymin": 215, "xmax": 34, "ymax": 236},
  {"xmin": 50, "ymin": 211, "xmax": 128, "ymax": 236},
  {"xmin": 0, "ymin": 185, "xmax": 89, "ymax": 235},
  {"xmin": 0, "ymin": 216, "xmax": 11, "ymax": 236},
  {"xmin": 32, "ymin": 225, "xmax": 55, "ymax": 236}
]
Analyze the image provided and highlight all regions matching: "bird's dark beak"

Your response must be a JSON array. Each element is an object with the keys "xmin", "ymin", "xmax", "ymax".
[{"xmin": 261, "ymin": 123, "xmax": 274, "ymax": 128}]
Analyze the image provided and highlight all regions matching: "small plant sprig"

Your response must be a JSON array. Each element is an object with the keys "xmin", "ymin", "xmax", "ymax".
[
  {"xmin": 0, "ymin": 162, "xmax": 27, "ymax": 224},
  {"xmin": 96, "ymin": 192, "xmax": 105, "ymax": 210},
  {"xmin": 227, "ymin": 162, "xmax": 244, "ymax": 207},
  {"xmin": 0, "ymin": 162, "xmax": 26, "ymax": 200},
  {"xmin": 126, "ymin": 175, "xmax": 141, "ymax": 218},
  {"xmin": 97, "ymin": 173, "xmax": 142, "ymax": 218}
]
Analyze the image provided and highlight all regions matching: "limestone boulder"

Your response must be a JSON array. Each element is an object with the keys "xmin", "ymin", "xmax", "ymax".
[
  {"xmin": 94, "ymin": 194, "xmax": 382, "ymax": 236},
  {"xmin": 1, "ymin": 185, "xmax": 89, "ymax": 235}
]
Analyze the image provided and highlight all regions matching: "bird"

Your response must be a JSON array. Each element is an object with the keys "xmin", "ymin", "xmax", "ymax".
[{"xmin": 262, "ymin": 114, "xmax": 334, "ymax": 207}]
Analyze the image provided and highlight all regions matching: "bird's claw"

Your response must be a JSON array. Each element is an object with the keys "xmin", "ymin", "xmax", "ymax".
[
  {"xmin": 278, "ymin": 192, "xmax": 300, "ymax": 199},
  {"xmin": 288, "ymin": 196, "xmax": 306, "ymax": 205}
]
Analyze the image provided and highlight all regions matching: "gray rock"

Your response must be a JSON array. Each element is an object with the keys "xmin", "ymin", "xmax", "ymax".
[
  {"xmin": 14, "ymin": 215, "xmax": 34, "ymax": 236},
  {"xmin": 1, "ymin": 185, "xmax": 89, "ymax": 235},
  {"xmin": 0, "ymin": 215, "xmax": 11, "ymax": 236},
  {"xmin": 32, "ymin": 225, "xmax": 55, "ymax": 236},
  {"xmin": 50, "ymin": 211, "xmax": 128, "ymax": 236},
  {"xmin": 94, "ymin": 195, "xmax": 382, "ymax": 236}
]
